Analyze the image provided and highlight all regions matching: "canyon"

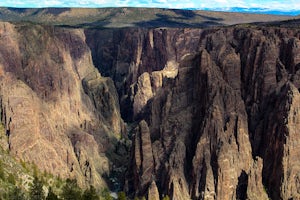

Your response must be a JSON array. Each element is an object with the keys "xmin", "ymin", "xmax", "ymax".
[{"xmin": 0, "ymin": 8, "xmax": 300, "ymax": 199}]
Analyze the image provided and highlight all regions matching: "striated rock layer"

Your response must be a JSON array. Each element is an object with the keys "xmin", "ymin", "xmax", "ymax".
[
  {"xmin": 1, "ymin": 20, "xmax": 300, "ymax": 200},
  {"xmin": 86, "ymin": 27, "xmax": 300, "ymax": 199},
  {"xmin": 0, "ymin": 22, "xmax": 125, "ymax": 188}
]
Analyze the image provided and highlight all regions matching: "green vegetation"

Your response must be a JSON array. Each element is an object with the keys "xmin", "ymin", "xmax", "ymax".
[
  {"xmin": 0, "ymin": 121, "xmax": 81, "ymax": 200},
  {"xmin": 162, "ymin": 195, "xmax": 170, "ymax": 200},
  {"xmin": 0, "ymin": 160, "xmax": 5, "ymax": 180},
  {"xmin": 83, "ymin": 185, "xmax": 99, "ymax": 200},
  {"xmin": 61, "ymin": 179, "xmax": 82, "ymax": 200},
  {"xmin": 6, "ymin": 186, "xmax": 26, "ymax": 200},
  {"xmin": 0, "ymin": 121, "xmax": 130, "ymax": 200},
  {"xmin": 101, "ymin": 188, "xmax": 113, "ymax": 200},
  {"xmin": 46, "ymin": 187, "xmax": 59, "ymax": 200},
  {"xmin": 7, "ymin": 173, "xmax": 16, "ymax": 185},
  {"xmin": 133, "ymin": 196, "xmax": 146, "ymax": 200},
  {"xmin": 29, "ymin": 176, "xmax": 45, "ymax": 200},
  {"xmin": 117, "ymin": 191, "xmax": 126, "ymax": 200}
]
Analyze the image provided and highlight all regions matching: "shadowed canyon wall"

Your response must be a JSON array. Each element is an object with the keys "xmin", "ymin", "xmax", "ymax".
[
  {"xmin": 1, "ymin": 22, "xmax": 300, "ymax": 199},
  {"xmin": 86, "ymin": 27, "xmax": 300, "ymax": 199}
]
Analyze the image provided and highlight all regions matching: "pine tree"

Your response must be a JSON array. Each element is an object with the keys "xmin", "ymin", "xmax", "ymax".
[
  {"xmin": 82, "ymin": 185, "xmax": 99, "ymax": 200},
  {"xmin": 100, "ymin": 188, "xmax": 112, "ymax": 200},
  {"xmin": 46, "ymin": 187, "xmax": 59, "ymax": 200},
  {"xmin": 30, "ymin": 176, "xmax": 45, "ymax": 200},
  {"xmin": 0, "ymin": 160, "xmax": 5, "ymax": 180},
  {"xmin": 61, "ymin": 178, "xmax": 82, "ymax": 200},
  {"xmin": 117, "ymin": 191, "xmax": 126, "ymax": 200},
  {"xmin": 7, "ymin": 186, "xmax": 26, "ymax": 200},
  {"xmin": 162, "ymin": 195, "xmax": 170, "ymax": 200},
  {"xmin": 7, "ymin": 173, "xmax": 16, "ymax": 185}
]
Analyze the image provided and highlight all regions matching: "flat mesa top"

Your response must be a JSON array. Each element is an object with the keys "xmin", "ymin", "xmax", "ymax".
[{"xmin": 0, "ymin": 7, "xmax": 298, "ymax": 28}]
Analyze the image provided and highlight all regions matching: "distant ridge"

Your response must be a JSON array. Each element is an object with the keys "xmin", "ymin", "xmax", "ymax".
[
  {"xmin": 223, "ymin": 7, "xmax": 300, "ymax": 16},
  {"xmin": 181, "ymin": 7, "xmax": 300, "ymax": 16},
  {"xmin": 0, "ymin": 7, "xmax": 295, "ymax": 28}
]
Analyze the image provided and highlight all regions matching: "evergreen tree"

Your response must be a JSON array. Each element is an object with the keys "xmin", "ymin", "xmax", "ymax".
[
  {"xmin": 162, "ymin": 195, "xmax": 170, "ymax": 200},
  {"xmin": 30, "ymin": 176, "xmax": 45, "ymax": 200},
  {"xmin": 117, "ymin": 191, "xmax": 126, "ymax": 200},
  {"xmin": 7, "ymin": 186, "xmax": 26, "ymax": 200},
  {"xmin": 7, "ymin": 173, "xmax": 16, "ymax": 185},
  {"xmin": 61, "ymin": 178, "xmax": 82, "ymax": 200},
  {"xmin": 82, "ymin": 185, "xmax": 98, "ymax": 200},
  {"xmin": 46, "ymin": 187, "xmax": 59, "ymax": 200},
  {"xmin": 100, "ymin": 188, "xmax": 112, "ymax": 200},
  {"xmin": 0, "ymin": 160, "xmax": 5, "ymax": 180}
]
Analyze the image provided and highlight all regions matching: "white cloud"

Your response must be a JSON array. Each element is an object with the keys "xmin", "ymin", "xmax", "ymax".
[
  {"xmin": 198, "ymin": 0, "xmax": 247, "ymax": 8},
  {"xmin": 215, "ymin": 0, "xmax": 228, "ymax": 3},
  {"xmin": 41, "ymin": 0, "xmax": 63, "ymax": 7},
  {"xmin": 0, "ymin": 0, "xmax": 299, "ymax": 13}
]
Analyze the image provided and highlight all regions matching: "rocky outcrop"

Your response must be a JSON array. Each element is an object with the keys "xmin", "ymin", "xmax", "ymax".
[
  {"xmin": 1, "ymin": 18, "xmax": 300, "ymax": 200},
  {"xmin": 85, "ymin": 27, "xmax": 300, "ymax": 199},
  {"xmin": 130, "ymin": 120, "xmax": 154, "ymax": 195},
  {"xmin": 85, "ymin": 28, "xmax": 195, "ymax": 121},
  {"xmin": 133, "ymin": 73, "xmax": 153, "ymax": 116},
  {"xmin": 82, "ymin": 70, "xmax": 125, "ymax": 135},
  {"xmin": 247, "ymin": 157, "xmax": 268, "ymax": 200},
  {"xmin": 281, "ymin": 84, "xmax": 300, "ymax": 200},
  {"xmin": 147, "ymin": 181, "xmax": 160, "ymax": 200},
  {"xmin": 0, "ymin": 22, "xmax": 124, "ymax": 189}
]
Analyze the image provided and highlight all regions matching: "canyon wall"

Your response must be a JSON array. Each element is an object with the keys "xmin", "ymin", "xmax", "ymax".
[
  {"xmin": 0, "ymin": 22, "xmax": 125, "ymax": 189},
  {"xmin": 86, "ymin": 27, "xmax": 300, "ymax": 199},
  {"xmin": 1, "ymin": 21, "xmax": 300, "ymax": 199}
]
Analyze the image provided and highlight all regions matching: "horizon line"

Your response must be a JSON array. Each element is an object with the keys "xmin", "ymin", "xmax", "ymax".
[{"xmin": 1, "ymin": 6, "xmax": 300, "ymax": 16}]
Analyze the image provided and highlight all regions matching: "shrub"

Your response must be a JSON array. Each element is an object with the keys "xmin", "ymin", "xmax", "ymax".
[
  {"xmin": 83, "ymin": 185, "xmax": 99, "ymax": 200},
  {"xmin": 0, "ymin": 160, "xmax": 5, "ymax": 180},
  {"xmin": 60, "ymin": 178, "xmax": 82, "ymax": 200},
  {"xmin": 100, "ymin": 188, "xmax": 112, "ymax": 200},
  {"xmin": 29, "ymin": 176, "xmax": 45, "ymax": 200},
  {"xmin": 162, "ymin": 195, "xmax": 170, "ymax": 200},
  {"xmin": 46, "ymin": 187, "xmax": 59, "ymax": 200},
  {"xmin": 7, "ymin": 173, "xmax": 16, "ymax": 185},
  {"xmin": 117, "ymin": 191, "xmax": 126, "ymax": 200},
  {"xmin": 7, "ymin": 186, "xmax": 26, "ymax": 200}
]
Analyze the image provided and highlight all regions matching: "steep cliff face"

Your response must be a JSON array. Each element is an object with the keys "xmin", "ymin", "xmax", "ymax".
[
  {"xmin": 85, "ymin": 28, "xmax": 199, "ymax": 121},
  {"xmin": 0, "ymin": 22, "xmax": 125, "ymax": 189},
  {"xmin": 1, "ymin": 19, "xmax": 300, "ymax": 200},
  {"xmin": 86, "ymin": 27, "xmax": 300, "ymax": 199}
]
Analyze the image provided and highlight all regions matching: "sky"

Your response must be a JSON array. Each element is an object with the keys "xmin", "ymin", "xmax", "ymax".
[{"xmin": 1, "ymin": 0, "xmax": 300, "ymax": 14}]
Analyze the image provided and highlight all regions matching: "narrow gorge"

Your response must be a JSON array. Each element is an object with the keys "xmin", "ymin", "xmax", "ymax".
[{"xmin": 0, "ymin": 18, "xmax": 300, "ymax": 199}]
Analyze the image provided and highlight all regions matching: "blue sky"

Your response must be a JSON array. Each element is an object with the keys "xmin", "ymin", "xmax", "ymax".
[{"xmin": 1, "ymin": 0, "xmax": 300, "ymax": 13}]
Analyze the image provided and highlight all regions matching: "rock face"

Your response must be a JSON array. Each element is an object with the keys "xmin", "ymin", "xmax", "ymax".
[
  {"xmin": 0, "ymin": 22, "xmax": 124, "ymax": 188},
  {"xmin": 1, "ymin": 19, "xmax": 300, "ymax": 200},
  {"xmin": 86, "ymin": 27, "xmax": 300, "ymax": 199},
  {"xmin": 130, "ymin": 120, "xmax": 154, "ymax": 195}
]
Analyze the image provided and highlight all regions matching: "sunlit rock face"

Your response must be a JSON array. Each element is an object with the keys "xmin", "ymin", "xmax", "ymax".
[
  {"xmin": 86, "ymin": 27, "xmax": 300, "ymax": 199},
  {"xmin": 0, "ymin": 22, "xmax": 125, "ymax": 189},
  {"xmin": 1, "ymin": 19, "xmax": 300, "ymax": 200}
]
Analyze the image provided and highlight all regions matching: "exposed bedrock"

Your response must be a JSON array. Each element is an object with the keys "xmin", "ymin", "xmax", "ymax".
[
  {"xmin": 86, "ymin": 27, "xmax": 300, "ymax": 199},
  {"xmin": 1, "ymin": 21, "xmax": 300, "ymax": 199},
  {"xmin": 0, "ymin": 22, "xmax": 125, "ymax": 189}
]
